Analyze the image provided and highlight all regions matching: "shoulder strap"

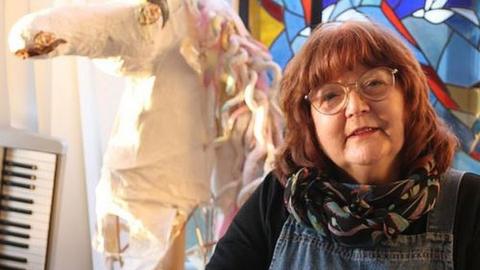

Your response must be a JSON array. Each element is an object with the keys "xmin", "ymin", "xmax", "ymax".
[{"xmin": 427, "ymin": 169, "xmax": 465, "ymax": 233}]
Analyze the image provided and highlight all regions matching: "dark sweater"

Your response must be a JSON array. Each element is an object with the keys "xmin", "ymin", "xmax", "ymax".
[{"xmin": 207, "ymin": 172, "xmax": 480, "ymax": 270}]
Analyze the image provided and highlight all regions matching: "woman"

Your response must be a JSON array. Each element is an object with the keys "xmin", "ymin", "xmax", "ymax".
[{"xmin": 206, "ymin": 21, "xmax": 480, "ymax": 269}]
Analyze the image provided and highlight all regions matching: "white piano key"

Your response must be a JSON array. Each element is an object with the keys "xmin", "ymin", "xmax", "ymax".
[
  {"xmin": 1, "ymin": 200, "xmax": 52, "ymax": 216},
  {"xmin": 1, "ymin": 189, "xmax": 53, "ymax": 207},
  {"xmin": 3, "ymin": 157, "xmax": 56, "ymax": 169},
  {"xmin": 0, "ymin": 211, "xmax": 51, "ymax": 232},
  {"xmin": 3, "ymin": 176, "xmax": 55, "ymax": 191},
  {"xmin": 0, "ymin": 234, "xmax": 48, "ymax": 252},
  {"xmin": 0, "ymin": 245, "xmax": 46, "ymax": 270},
  {"xmin": 2, "ymin": 166, "xmax": 56, "ymax": 181},
  {"xmin": 0, "ymin": 223, "xmax": 49, "ymax": 241},
  {"xmin": 3, "ymin": 160, "xmax": 56, "ymax": 174},
  {"xmin": 1, "ymin": 191, "xmax": 53, "ymax": 208},
  {"xmin": 5, "ymin": 149, "xmax": 56, "ymax": 163}
]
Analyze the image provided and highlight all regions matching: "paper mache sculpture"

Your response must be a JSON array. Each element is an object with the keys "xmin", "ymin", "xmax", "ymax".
[{"xmin": 9, "ymin": 0, "xmax": 283, "ymax": 269}]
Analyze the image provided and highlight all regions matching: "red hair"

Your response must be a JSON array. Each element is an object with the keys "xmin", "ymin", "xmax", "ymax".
[{"xmin": 274, "ymin": 21, "xmax": 458, "ymax": 183}]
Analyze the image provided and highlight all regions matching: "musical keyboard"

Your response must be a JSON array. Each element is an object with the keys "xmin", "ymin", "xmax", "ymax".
[{"xmin": 0, "ymin": 128, "xmax": 66, "ymax": 270}]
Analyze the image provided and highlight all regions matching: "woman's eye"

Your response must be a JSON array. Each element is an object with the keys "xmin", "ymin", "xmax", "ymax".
[
  {"xmin": 322, "ymin": 92, "xmax": 341, "ymax": 101},
  {"xmin": 364, "ymin": 79, "xmax": 386, "ymax": 88}
]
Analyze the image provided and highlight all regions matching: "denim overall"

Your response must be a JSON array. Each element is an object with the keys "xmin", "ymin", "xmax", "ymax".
[{"xmin": 269, "ymin": 170, "xmax": 465, "ymax": 270}]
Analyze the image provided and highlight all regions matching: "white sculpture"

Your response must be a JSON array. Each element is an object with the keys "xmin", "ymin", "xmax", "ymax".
[{"xmin": 9, "ymin": 0, "xmax": 283, "ymax": 269}]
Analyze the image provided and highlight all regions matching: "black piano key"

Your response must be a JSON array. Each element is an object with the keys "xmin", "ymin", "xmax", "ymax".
[
  {"xmin": 2, "ymin": 170, "xmax": 36, "ymax": 180},
  {"xmin": 1, "ymin": 180, "xmax": 34, "ymax": 190},
  {"xmin": 0, "ymin": 220, "xmax": 30, "ymax": 230},
  {"xmin": 0, "ymin": 264, "xmax": 26, "ymax": 270},
  {"xmin": 0, "ymin": 229, "xmax": 29, "ymax": 239},
  {"xmin": 4, "ymin": 160, "xmax": 37, "ymax": 170},
  {"xmin": 0, "ymin": 239, "xmax": 28, "ymax": 249},
  {"xmin": 0, "ymin": 254, "xmax": 27, "ymax": 263},
  {"xmin": 0, "ymin": 195, "xmax": 34, "ymax": 205},
  {"xmin": 0, "ymin": 206, "xmax": 32, "ymax": 215}
]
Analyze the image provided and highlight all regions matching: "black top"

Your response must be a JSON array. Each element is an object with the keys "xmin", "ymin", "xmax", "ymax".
[{"xmin": 206, "ymin": 172, "xmax": 480, "ymax": 270}]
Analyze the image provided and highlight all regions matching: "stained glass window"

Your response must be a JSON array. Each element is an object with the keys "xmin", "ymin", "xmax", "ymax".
[{"xmin": 248, "ymin": 0, "xmax": 480, "ymax": 173}]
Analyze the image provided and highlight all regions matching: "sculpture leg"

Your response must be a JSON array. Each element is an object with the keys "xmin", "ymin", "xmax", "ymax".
[{"xmin": 157, "ymin": 226, "xmax": 186, "ymax": 270}]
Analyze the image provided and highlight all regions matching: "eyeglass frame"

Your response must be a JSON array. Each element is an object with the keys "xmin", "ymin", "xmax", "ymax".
[{"xmin": 304, "ymin": 67, "xmax": 399, "ymax": 115}]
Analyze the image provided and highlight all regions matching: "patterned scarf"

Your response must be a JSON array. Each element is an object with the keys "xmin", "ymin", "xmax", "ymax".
[{"xmin": 284, "ymin": 157, "xmax": 440, "ymax": 247}]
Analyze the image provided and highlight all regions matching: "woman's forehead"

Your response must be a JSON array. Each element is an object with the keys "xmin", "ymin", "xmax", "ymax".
[{"xmin": 316, "ymin": 63, "xmax": 379, "ymax": 83}]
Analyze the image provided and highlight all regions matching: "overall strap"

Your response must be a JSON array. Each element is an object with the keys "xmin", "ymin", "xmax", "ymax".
[{"xmin": 427, "ymin": 169, "xmax": 465, "ymax": 233}]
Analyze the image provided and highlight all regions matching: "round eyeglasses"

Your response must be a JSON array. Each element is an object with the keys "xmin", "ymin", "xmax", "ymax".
[{"xmin": 305, "ymin": 67, "xmax": 398, "ymax": 115}]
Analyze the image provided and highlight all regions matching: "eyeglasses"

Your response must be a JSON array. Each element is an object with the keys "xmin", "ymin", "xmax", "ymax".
[{"xmin": 305, "ymin": 67, "xmax": 398, "ymax": 115}]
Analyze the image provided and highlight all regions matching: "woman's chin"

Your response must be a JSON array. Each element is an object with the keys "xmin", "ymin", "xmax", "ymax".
[{"xmin": 344, "ymin": 146, "xmax": 388, "ymax": 166}]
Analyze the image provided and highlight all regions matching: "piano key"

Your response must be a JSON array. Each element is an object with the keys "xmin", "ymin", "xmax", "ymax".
[
  {"xmin": 0, "ymin": 246, "xmax": 46, "ymax": 269},
  {"xmin": 0, "ymin": 224, "xmax": 47, "ymax": 242},
  {"xmin": 0, "ymin": 195, "xmax": 34, "ymax": 204},
  {"xmin": 0, "ymin": 206, "xmax": 32, "ymax": 215},
  {"xmin": 0, "ymin": 236, "xmax": 48, "ymax": 255},
  {"xmin": 3, "ymin": 159, "xmax": 55, "ymax": 174},
  {"xmin": 0, "ymin": 253, "xmax": 27, "ymax": 263},
  {"xmin": 2, "ymin": 176, "xmax": 54, "ymax": 190},
  {"xmin": 5, "ymin": 149, "xmax": 56, "ymax": 163},
  {"xmin": 3, "ymin": 160, "xmax": 37, "ymax": 170},
  {"xmin": 1, "ymin": 186, "xmax": 53, "ymax": 205},
  {"xmin": 0, "ymin": 239, "xmax": 29, "ymax": 249},
  {"xmin": 0, "ymin": 220, "xmax": 30, "ymax": 230},
  {"xmin": 0, "ymin": 189, "xmax": 52, "ymax": 207},
  {"xmin": 4, "ymin": 161, "xmax": 55, "ymax": 174},
  {"xmin": 1, "ymin": 170, "xmax": 36, "ymax": 180},
  {"xmin": 0, "ymin": 211, "xmax": 51, "ymax": 232},
  {"xmin": 4, "ymin": 182, "xmax": 51, "ymax": 194},
  {"xmin": 2, "ymin": 167, "xmax": 55, "ymax": 183},
  {"xmin": 1, "ymin": 180, "xmax": 34, "ymax": 190},
  {"xmin": 1, "ymin": 200, "xmax": 51, "ymax": 216},
  {"xmin": 0, "ymin": 229, "xmax": 29, "ymax": 239},
  {"xmin": 0, "ymin": 263, "xmax": 26, "ymax": 270},
  {"xmin": 0, "ymin": 235, "xmax": 49, "ymax": 257}
]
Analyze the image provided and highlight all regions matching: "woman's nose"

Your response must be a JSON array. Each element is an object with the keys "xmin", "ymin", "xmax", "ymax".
[{"xmin": 344, "ymin": 89, "xmax": 371, "ymax": 118}]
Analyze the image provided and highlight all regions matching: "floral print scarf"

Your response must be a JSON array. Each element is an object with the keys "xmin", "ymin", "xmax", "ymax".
[{"xmin": 284, "ymin": 157, "xmax": 440, "ymax": 247}]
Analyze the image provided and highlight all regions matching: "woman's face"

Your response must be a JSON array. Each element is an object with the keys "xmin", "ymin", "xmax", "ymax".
[{"xmin": 311, "ymin": 65, "xmax": 405, "ymax": 180}]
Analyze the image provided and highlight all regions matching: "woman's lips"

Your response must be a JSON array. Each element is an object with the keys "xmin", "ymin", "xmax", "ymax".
[{"xmin": 347, "ymin": 127, "xmax": 380, "ymax": 139}]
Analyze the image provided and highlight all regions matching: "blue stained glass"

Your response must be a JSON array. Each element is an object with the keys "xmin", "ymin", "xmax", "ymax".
[
  {"xmin": 284, "ymin": 0, "xmax": 304, "ymax": 16},
  {"xmin": 428, "ymin": 89, "xmax": 439, "ymax": 107},
  {"xmin": 274, "ymin": 0, "xmax": 284, "ymax": 7},
  {"xmin": 390, "ymin": 1, "xmax": 424, "ymax": 19},
  {"xmin": 453, "ymin": 151, "xmax": 480, "ymax": 173},
  {"xmin": 353, "ymin": 7, "xmax": 429, "ymax": 65},
  {"xmin": 356, "ymin": 6, "xmax": 396, "ymax": 25},
  {"xmin": 385, "ymin": 0, "xmax": 402, "ymax": 9},
  {"xmin": 351, "ymin": 0, "xmax": 362, "ymax": 6},
  {"xmin": 329, "ymin": 0, "xmax": 355, "ymax": 19},
  {"xmin": 270, "ymin": 32, "xmax": 293, "ymax": 69},
  {"xmin": 291, "ymin": 34, "xmax": 308, "ymax": 53},
  {"xmin": 406, "ymin": 45, "xmax": 429, "ymax": 65},
  {"xmin": 284, "ymin": 11, "xmax": 307, "ymax": 41},
  {"xmin": 324, "ymin": 0, "xmax": 338, "ymax": 8},
  {"xmin": 438, "ymin": 33, "xmax": 480, "ymax": 86},
  {"xmin": 361, "ymin": 0, "xmax": 382, "ymax": 6},
  {"xmin": 402, "ymin": 17, "xmax": 451, "ymax": 69},
  {"xmin": 474, "ymin": 119, "xmax": 480, "ymax": 134},
  {"xmin": 433, "ymin": 100, "xmax": 474, "ymax": 152},
  {"xmin": 446, "ymin": 14, "xmax": 480, "ymax": 47},
  {"xmin": 445, "ymin": 0, "xmax": 475, "ymax": 9},
  {"xmin": 474, "ymin": 142, "xmax": 480, "ymax": 154}
]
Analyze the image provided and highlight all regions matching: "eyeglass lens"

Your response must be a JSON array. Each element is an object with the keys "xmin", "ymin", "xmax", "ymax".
[{"xmin": 310, "ymin": 67, "xmax": 395, "ymax": 114}]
